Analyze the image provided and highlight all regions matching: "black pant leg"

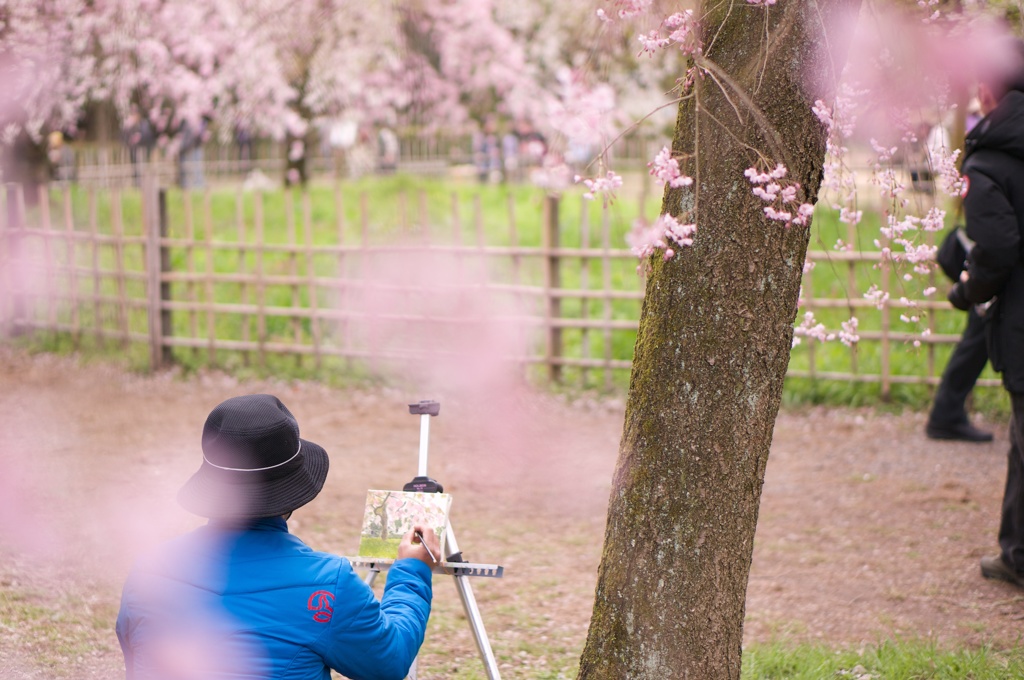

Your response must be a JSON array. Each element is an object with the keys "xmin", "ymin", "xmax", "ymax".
[
  {"xmin": 929, "ymin": 307, "xmax": 989, "ymax": 426},
  {"xmin": 999, "ymin": 393, "xmax": 1024, "ymax": 572}
]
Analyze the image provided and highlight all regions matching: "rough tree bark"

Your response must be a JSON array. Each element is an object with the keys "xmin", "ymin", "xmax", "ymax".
[{"xmin": 577, "ymin": 0, "xmax": 860, "ymax": 678}]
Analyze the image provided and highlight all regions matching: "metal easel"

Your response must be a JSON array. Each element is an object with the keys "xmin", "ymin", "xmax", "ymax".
[{"xmin": 348, "ymin": 401, "xmax": 504, "ymax": 680}]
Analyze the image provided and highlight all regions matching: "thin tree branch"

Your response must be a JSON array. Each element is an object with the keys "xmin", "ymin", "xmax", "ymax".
[
  {"xmin": 584, "ymin": 94, "xmax": 692, "ymax": 172},
  {"xmin": 694, "ymin": 54, "xmax": 790, "ymax": 167},
  {"xmin": 704, "ymin": 0, "xmax": 738, "ymax": 57},
  {"xmin": 701, "ymin": 67, "xmax": 747, "ymax": 126},
  {"xmin": 697, "ymin": 105, "xmax": 774, "ymax": 168}
]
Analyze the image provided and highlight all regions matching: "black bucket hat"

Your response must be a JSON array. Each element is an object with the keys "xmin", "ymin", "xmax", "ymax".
[{"xmin": 178, "ymin": 394, "xmax": 329, "ymax": 519}]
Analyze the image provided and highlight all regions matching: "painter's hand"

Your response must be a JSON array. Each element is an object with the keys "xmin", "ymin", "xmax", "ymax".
[{"xmin": 398, "ymin": 526, "xmax": 441, "ymax": 567}]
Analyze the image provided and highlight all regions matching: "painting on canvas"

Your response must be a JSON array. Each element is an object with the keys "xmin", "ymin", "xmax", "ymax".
[{"xmin": 357, "ymin": 489, "xmax": 452, "ymax": 559}]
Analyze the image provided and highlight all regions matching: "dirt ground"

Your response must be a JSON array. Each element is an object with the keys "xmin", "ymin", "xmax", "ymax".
[{"xmin": 2, "ymin": 346, "xmax": 1023, "ymax": 679}]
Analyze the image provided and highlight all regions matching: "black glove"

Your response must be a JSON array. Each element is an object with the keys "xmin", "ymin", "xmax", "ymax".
[{"xmin": 948, "ymin": 282, "xmax": 970, "ymax": 311}]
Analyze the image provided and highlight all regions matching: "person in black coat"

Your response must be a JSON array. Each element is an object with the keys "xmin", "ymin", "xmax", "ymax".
[
  {"xmin": 947, "ymin": 38, "xmax": 1024, "ymax": 588},
  {"xmin": 926, "ymin": 227, "xmax": 992, "ymax": 442}
]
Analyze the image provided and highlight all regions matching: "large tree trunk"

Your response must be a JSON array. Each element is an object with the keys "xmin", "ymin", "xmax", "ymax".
[{"xmin": 577, "ymin": 1, "xmax": 859, "ymax": 678}]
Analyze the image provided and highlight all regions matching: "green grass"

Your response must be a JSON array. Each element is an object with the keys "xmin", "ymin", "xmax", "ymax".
[
  {"xmin": 417, "ymin": 638, "xmax": 1024, "ymax": 679},
  {"xmin": 4, "ymin": 174, "xmax": 1009, "ymax": 416},
  {"xmin": 743, "ymin": 640, "xmax": 1024, "ymax": 679},
  {"xmin": 0, "ymin": 583, "xmax": 119, "ymax": 673},
  {"xmin": 356, "ymin": 536, "xmax": 402, "ymax": 558}
]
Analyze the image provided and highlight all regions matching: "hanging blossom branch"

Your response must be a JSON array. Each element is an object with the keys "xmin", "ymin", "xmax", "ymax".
[
  {"xmin": 649, "ymin": 146, "xmax": 693, "ymax": 188},
  {"xmin": 623, "ymin": 145, "xmax": 698, "ymax": 271},
  {"xmin": 578, "ymin": 171, "xmax": 624, "ymax": 203},
  {"xmin": 576, "ymin": 6, "xmax": 703, "ymax": 269},
  {"xmin": 864, "ymin": 102, "xmax": 968, "ymax": 343},
  {"xmin": 587, "ymin": 0, "xmax": 841, "ymax": 304},
  {"xmin": 805, "ymin": 0, "xmax": 1018, "ymax": 350},
  {"xmin": 587, "ymin": 0, "xmax": 986, "ymax": 349},
  {"xmin": 627, "ymin": 214, "xmax": 697, "ymax": 268},
  {"xmin": 805, "ymin": 84, "xmax": 873, "ymax": 346},
  {"xmin": 573, "ymin": 7, "xmax": 701, "ymax": 205}
]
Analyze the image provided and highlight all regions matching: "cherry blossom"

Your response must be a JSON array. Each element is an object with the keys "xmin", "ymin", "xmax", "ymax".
[
  {"xmin": 838, "ymin": 317, "xmax": 860, "ymax": 347},
  {"xmin": 577, "ymin": 171, "xmax": 624, "ymax": 203},
  {"xmin": 626, "ymin": 214, "xmax": 697, "ymax": 267},
  {"xmin": 933, "ymin": 148, "xmax": 967, "ymax": 197},
  {"xmin": 863, "ymin": 285, "xmax": 890, "ymax": 310},
  {"xmin": 3, "ymin": 0, "xmax": 1020, "ymax": 351},
  {"xmin": 745, "ymin": 163, "xmax": 814, "ymax": 228},
  {"xmin": 792, "ymin": 312, "xmax": 835, "ymax": 347},
  {"xmin": 648, "ymin": 146, "xmax": 693, "ymax": 188},
  {"xmin": 631, "ymin": 9, "xmax": 699, "ymax": 57}
]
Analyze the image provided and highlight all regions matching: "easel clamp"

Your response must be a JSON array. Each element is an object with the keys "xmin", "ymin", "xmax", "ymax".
[{"xmin": 347, "ymin": 557, "xmax": 504, "ymax": 579}]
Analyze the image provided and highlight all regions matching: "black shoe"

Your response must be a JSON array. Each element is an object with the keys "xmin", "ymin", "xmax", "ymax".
[
  {"xmin": 981, "ymin": 554, "xmax": 1024, "ymax": 588},
  {"xmin": 925, "ymin": 421, "xmax": 994, "ymax": 442}
]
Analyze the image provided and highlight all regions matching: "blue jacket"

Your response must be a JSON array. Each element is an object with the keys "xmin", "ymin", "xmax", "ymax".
[{"xmin": 116, "ymin": 517, "xmax": 432, "ymax": 680}]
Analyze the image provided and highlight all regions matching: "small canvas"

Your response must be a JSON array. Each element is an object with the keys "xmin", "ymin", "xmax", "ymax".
[{"xmin": 357, "ymin": 490, "xmax": 452, "ymax": 559}]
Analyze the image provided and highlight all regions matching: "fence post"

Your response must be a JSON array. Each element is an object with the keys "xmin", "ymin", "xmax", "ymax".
[
  {"xmin": 880, "ymin": 249, "xmax": 892, "ymax": 400},
  {"xmin": 543, "ymin": 194, "xmax": 562, "ymax": 383},
  {"xmin": 144, "ymin": 177, "xmax": 172, "ymax": 369},
  {"xmin": 0, "ymin": 186, "xmax": 10, "ymax": 336},
  {"xmin": 5, "ymin": 184, "xmax": 28, "ymax": 334}
]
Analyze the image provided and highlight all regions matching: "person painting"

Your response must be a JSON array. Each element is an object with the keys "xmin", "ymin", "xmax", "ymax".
[
  {"xmin": 116, "ymin": 394, "xmax": 441, "ymax": 679},
  {"xmin": 946, "ymin": 38, "xmax": 1024, "ymax": 588}
]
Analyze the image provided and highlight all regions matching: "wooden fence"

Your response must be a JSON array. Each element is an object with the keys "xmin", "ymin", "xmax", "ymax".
[
  {"xmin": 0, "ymin": 180, "xmax": 997, "ymax": 394},
  {"xmin": 52, "ymin": 133, "xmax": 657, "ymax": 189}
]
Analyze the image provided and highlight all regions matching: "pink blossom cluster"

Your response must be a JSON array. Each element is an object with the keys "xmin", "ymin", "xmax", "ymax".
[
  {"xmin": 899, "ymin": 243, "xmax": 939, "ymax": 274},
  {"xmin": 745, "ymin": 164, "xmax": 815, "ymax": 227},
  {"xmin": 933, "ymin": 148, "xmax": 967, "ymax": 197},
  {"xmin": 863, "ymin": 285, "xmax": 890, "ymax": 310},
  {"xmin": 838, "ymin": 317, "xmax": 860, "ymax": 347},
  {"xmin": 636, "ymin": 10, "xmax": 699, "ymax": 57},
  {"xmin": 877, "ymin": 209, "xmax": 944, "ymax": 275},
  {"xmin": 880, "ymin": 213, "xmax": 919, "ymax": 240},
  {"xmin": 920, "ymin": 206, "xmax": 946, "ymax": 232},
  {"xmin": 873, "ymin": 167, "xmax": 907, "ymax": 206},
  {"xmin": 596, "ymin": 0, "xmax": 654, "ymax": 22},
  {"xmin": 895, "ymin": 297, "xmax": 934, "ymax": 346},
  {"xmin": 532, "ymin": 155, "xmax": 573, "ymax": 192},
  {"xmin": 813, "ymin": 84, "xmax": 864, "ymax": 218},
  {"xmin": 919, "ymin": 0, "xmax": 942, "ymax": 25},
  {"xmin": 746, "ymin": 0, "xmax": 778, "ymax": 6},
  {"xmin": 626, "ymin": 214, "xmax": 697, "ymax": 265},
  {"xmin": 898, "ymin": 297, "xmax": 922, "ymax": 325},
  {"xmin": 870, "ymin": 139, "xmax": 899, "ymax": 163},
  {"xmin": 547, "ymin": 70, "xmax": 622, "ymax": 150},
  {"xmin": 648, "ymin": 146, "xmax": 693, "ymax": 188},
  {"xmin": 792, "ymin": 304, "xmax": 862, "ymax": 351},
  {"xmin": 615, "ymin": 0, "xmax": 655, "ymax": 19},
  {"xmin": 839, "ymin": 207, "xmax": 863, "ymax": 227},
  {"xmin": 577, "ymin": 171, "xmax": 624, "ymax": 202},
  {"xmin": 812, "ymin": 87, "xmax": 860, "ymax": 141},
  {"xmin": 792, "ymin": 311, "xmax": 835, "ymax": 347},
  {"xmin": 637, "ymin": 31, "xmax": 671, "ymax": 54}
]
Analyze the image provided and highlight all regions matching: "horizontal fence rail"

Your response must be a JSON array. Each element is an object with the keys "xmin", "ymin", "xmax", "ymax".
[
  {"xmin": 0, "ymin": 179, "xmax": 997, "ymax": 395},
  {"xmin": 32, "ymin": 133, "xmax": 659, "ymax": 189}
]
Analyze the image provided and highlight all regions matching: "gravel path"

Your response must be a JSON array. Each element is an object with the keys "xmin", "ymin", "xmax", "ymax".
[{"xmin": 0, "ymin": 347, "xmax": 1019, "ymax": 678}]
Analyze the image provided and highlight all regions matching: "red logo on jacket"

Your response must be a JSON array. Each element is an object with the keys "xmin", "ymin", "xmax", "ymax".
[{"xmin": 307, "ymin": 590, "xmax": 335, "ymax": 623}]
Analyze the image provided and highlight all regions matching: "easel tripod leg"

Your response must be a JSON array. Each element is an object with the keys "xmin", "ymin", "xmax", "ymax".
[{"xmin": 446, "ymin": 525, "xmax": 502, "ymax": 680}]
